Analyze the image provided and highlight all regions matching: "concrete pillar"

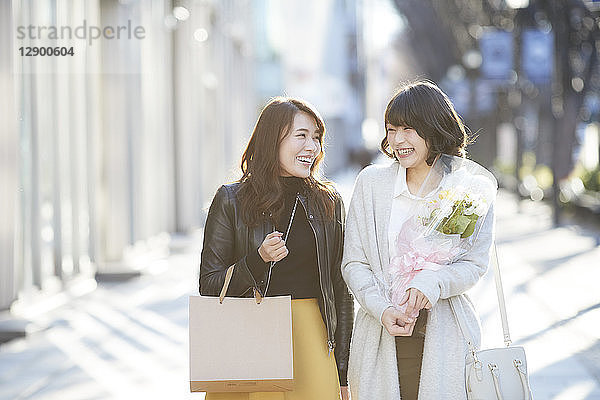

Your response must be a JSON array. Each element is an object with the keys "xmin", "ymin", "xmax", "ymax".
[{"xmin": 0, "ymin": 0, "xmax": 18, "ymax": 310}]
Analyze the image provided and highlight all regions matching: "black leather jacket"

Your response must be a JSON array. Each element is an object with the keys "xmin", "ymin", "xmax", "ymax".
[{"xmin": 199, "ymin": 183, "xmax": 354, "ymax": 385}]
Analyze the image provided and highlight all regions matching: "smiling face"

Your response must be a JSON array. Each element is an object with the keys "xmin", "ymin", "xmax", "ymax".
[
  {"xmin": 386, "ymin": 123, "xmax": 430, "ymax": 172},
  {"xmin": 381, "ymin": 82, "xmax": 469, "ymax": 166},
  {"xmin": 278, "ymin": 111, "xmax": 322, "ymax": 178}
]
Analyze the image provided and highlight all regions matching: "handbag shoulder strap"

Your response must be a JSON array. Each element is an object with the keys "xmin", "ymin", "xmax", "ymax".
[
  {"xmin": 450, "ymin": 244, "xmax": 512, "ymax": 349},
  {"xmin": 491, "ymin": 244, "xmax": 512, "ymax": 346}
]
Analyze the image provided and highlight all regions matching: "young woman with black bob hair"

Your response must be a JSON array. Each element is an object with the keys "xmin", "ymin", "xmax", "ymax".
[
  {"xmin": 200, "ymin": 97, "xmax": 353, "ymax": 400},
  {"xmin": 342, "ymin": 81, "xmax": 496, "ymax": 399}
]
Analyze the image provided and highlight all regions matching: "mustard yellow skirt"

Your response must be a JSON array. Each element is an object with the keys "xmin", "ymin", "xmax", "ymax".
[{"xmin": 205, "ymin": 298, "xmax": 340, "ymax": 400}]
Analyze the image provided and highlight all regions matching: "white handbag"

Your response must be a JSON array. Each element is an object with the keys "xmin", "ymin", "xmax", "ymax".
[{"xmin": 450, "ymin": 246, "xmax": 533, "ymax": 400}]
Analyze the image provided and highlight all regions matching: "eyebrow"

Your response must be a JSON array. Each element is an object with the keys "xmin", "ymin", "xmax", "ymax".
[
  {"xmin": 386, "ymin": 124, "xmax": 410, "ymax": 129},
  {"xmin": 295, "ymin": 127, "xmax": 320, "ymax": 134}
]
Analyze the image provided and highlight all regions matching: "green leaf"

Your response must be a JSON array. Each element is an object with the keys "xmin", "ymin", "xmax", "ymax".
[
  {"xmin": 460, "ymin": 215, "xmax": 480, "ymax": 238},
  {"xmin": 454, "ymin": 215, "xmax": 471, "ymax": 234}
]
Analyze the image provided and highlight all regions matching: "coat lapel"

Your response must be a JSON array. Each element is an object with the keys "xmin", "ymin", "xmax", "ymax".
[{"xmin": 373, "ymin": 162, "xmax": 398, "ymax": 274}]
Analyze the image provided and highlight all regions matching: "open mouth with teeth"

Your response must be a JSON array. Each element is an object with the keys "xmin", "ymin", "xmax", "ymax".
[
  {"xmin": 396, "ymin": 148, "xmax": 414, "ymax": 157},
  {"xmin": 297, "ymin": 156, "xmax": 314, "ymax": 166}
]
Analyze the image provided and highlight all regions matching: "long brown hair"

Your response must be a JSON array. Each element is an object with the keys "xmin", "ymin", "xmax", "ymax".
[
  {"xmin": 237, "ymin": 97, "xmax": 336, "ymax": 227},
  {"xmin": 380, "ymin": 81, "xmax": 471, "ymax": 165}
]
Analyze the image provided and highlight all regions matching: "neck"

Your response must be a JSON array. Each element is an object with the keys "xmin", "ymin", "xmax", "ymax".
[
  {"xmin": 406, "ymin": 163, "xmax": 432, "ymax": 193},
  {"xmin": 280, "ymin": 176, "xmax": 303, "ymax": 192},
  {"xmin": 280, "ymin": 175, "xmax": 302, "ymax": 182}
]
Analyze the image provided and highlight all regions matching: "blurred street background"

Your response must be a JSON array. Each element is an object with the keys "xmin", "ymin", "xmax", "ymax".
[{"xmin": 1, "ymin": 0, "xmax": 600, "ymax": 399}]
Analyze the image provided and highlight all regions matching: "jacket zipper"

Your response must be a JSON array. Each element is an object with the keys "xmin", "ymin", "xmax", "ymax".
[{"xmin": 298, "ymin": 195, "xmax": 335, "ymax": 356}]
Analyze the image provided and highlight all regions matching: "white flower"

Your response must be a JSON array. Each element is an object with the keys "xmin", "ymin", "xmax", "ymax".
[
  {"xmin": 438, "ymin": 203, "xmax": 454, "ymax": 219},
  {"xmin": 469, "ymin": 174, "xmax": 496, "ymax": 205},
  {"xmin": 464, "ymin": 203, "xmax": 476, "ymax": 215},
  {"xmin": 473, "ymin": 199, "xmax": 488, "ymax": 216}
]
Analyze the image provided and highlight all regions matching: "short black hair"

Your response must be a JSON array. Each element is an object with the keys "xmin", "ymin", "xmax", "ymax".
[{"xmin": 380, "ymin": 80, "xmax": 470, "ymax": 165}]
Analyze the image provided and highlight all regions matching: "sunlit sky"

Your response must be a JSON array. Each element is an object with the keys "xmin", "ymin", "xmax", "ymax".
[{"xmin": 362, "ymin": 0, "xmax": 406, "ymax": 54}]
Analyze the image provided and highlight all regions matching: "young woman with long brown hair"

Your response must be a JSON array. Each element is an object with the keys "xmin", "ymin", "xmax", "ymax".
[{"xmin": 200, "ymin": 97, "xmax": 353, "ymax": 400}]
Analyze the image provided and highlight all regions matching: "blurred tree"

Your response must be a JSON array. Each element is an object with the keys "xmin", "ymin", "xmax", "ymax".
[
  {"xmin": 541, "ymin": 0, "xmax": 599, "ymax": 179},
  {"xmin": 393, "ymin": 0, "xmax": 600, "ymax": 180},
  {"xmin": 391, "ymin": 0, "xmax": 461, "ymax": 81}
]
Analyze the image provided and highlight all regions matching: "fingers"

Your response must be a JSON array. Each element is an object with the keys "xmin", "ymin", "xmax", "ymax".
[
  {"xmin": 382, "ymin": 307, "xmax": 415, "ymax": 336},
  {"xmin": 263, "ymin": 244, "xmax": 288, "ymax": 262},
  {"xmin": 395, "ymin": 312, "xmax": 414, "ymax": 325},
  {"xmin": 419, "ymin": 297, "xmax": 432, "ymax": 311},
  {"xmin": 404, "ymin": 289, "xmax": 418, "ymax": 317},
  {"xmin": 381, "ymin": 307, "xmax": 395, "ymax": 327},
  {"xmin": 259, "ymin": 231, "xmax": 289, "ymax": 262},
  {"xmin": 265, "ymin": 231, "xmax": 283, "ymax": 239},
  {"xmin": 339, "ymin": 386, "xmax": 350, "ymax": 400},
  {"xmin": 383, "ymin": 307, "xmax": 413, "ymax": 324},
  {"xmin": 416, "ymin": 296, "xmax": 427, "ymax": 311},
  {"xmin": 264, "ymin": 231, "xmax": 284, "ymax": 246},
  {"xmin": 384, "ymin": 315, "xmax": 408, "ymax": 335},
  {"xmin": 270, "ymin": 239, "xmax": 286, "ymax": 252},
  {"xmin": 402, "ymin": 288, "xmax": 431, "ymax": 317},
  {"xmin": 395, "ymin": 322, "xmax": 415, "ymax": 336},
  {"xmin": 398, "ymin": 292, "xmax": 409, "ymax": 306},
  {"xmin": 386, "ymin": 321, "xmax": 414, "ymax": 336},
  {"xmin": 386, "ymin": 324, "xmax": 405, "ymax": 336},
  {"xmin": 271, "ymin": 246, "xmax": 289, "ymax": 262}
]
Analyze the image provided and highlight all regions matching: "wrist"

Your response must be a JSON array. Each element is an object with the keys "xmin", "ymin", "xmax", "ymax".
[
  {"xmin": 380, "ymin": 305, "xmax": 393, "ymax": 325},
  {"xmin": 257, "ymin": 246, "xmax": 268, "ymax": 262}
]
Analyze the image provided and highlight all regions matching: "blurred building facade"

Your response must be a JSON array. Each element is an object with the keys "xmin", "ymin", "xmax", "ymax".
[
  {"xmin": 1, "ymin": 0, "xmax": 363, "ymax": 312},
  {"xmin": 1, "ymin": 0, "xmax": 256, "ymax": 312}
]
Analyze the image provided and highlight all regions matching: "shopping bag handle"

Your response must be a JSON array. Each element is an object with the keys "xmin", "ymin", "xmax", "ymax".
[{"xmin": 219, "ymin": 265, "xmax": 263, "ymax": 304}]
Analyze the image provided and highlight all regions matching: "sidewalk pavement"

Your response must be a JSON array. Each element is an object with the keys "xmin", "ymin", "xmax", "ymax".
[
  {"xmin": 1, "ymin": 180, "xmax": 599, "ymax": 399},
  {"xmin": 473, "ymin": 191, "xmax": 600, "ymax": 400}
]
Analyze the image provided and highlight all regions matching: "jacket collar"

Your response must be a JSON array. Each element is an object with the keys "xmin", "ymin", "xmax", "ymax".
[
  {"xmin": 393, "ymin": 164, "xmax": 441, "ymax": 200},
  {"xmin": 393, "ymin": 166, "xmax": 410, "ymax": 198},
  {"xmin": 373, "ymin": 162, "xmax": 399, "ymax": 272},
  {"xmin": 296, "ymin": 191, "xmax": 320, "ymax": 219}
]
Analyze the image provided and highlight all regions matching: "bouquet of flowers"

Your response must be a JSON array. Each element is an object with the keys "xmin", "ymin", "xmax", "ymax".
[{"xmin": 387, "ymin": 155, "xmax": 498, "ymax": 322}]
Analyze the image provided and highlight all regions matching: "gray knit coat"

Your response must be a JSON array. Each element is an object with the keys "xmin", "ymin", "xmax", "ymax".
[{"xmin": 341, "ymin": 162, "xmax": 495, "ymax": 400}]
